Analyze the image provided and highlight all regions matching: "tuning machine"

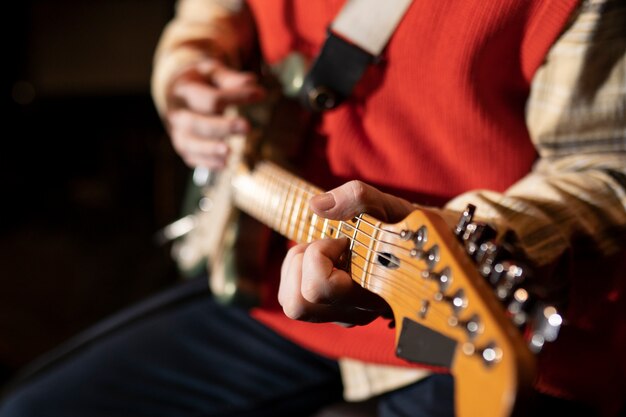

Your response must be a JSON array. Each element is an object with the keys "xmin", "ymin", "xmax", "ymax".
[
  {"xmin": 451, "ymin": 205, "xmax": 565, "ymax": 356},
  {"xmin": 527, "ymin": 304, "xmax": 562, "ymax": 353},
  {"xmin": 454, "ymin": 204, "xmax": 476, "ymax": 238}
]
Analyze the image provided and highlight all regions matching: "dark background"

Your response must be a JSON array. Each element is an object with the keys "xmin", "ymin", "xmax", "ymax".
[{"xmin": 1, "ymin": 0, "xmax": 189, "ymax": 386}]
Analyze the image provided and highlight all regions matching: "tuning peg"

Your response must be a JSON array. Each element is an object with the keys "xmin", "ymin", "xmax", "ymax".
[
  {"xmin": 454, "ymin": 205, "xmax": 476, "ymax": 238},
  {"xmin": 410, "ymin": 243, "xmax": 440, "ymax": 270},
  {"xmin": 448, "ymin": 313, "xmax": 483, "ymax": 341},
  {"xmin": 462, "ymin": 341, "xmax": 503, "ymax": 367},
  {"xmin": 507, "ymin": 287, "xmax": 534, "ymax": 327},
  {"xmin": 476, "ymin": 241, "xmax": 500, "ymax": 276},
  {"xmin": 435, "ymin": 288, "xmax": 467, "ymax": 315},
  {"xmin": 479, "ymin": 342, "xmax": 503, "ymax": 366},
  {"xmin": 487, "ymin": 261, "xmax": 526, "ymax": 300},
  {"xmin": 527, "ymin": 305, "xmax": 563, "ymax": 353},
  {"xmin": 422, "ymin": 266, "xmax": 452, "ymax": 293},
  {"xmin": 461, "ymin": 222, "xmax": 497, "ymax": 259},
  {"xmin": 404, "ymin": 226, "xmax": 429, "ymax": 260}
]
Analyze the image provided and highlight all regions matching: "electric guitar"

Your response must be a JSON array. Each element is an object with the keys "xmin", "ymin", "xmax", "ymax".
[
  {"xmin": 160, "ymin": 57, "xmax": 562, "ymax": 416},
  {"xmin": 225, "ymin": 160, "xmax": 561, "ymax": 417}
]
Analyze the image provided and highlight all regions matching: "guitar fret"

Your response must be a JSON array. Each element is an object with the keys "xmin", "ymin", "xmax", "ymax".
[
  {"xmin": 258, "ymin": 167, "xmax": 271, "ymax": 225},
  {"xmin": 322, "ymin": 218, "xmax": 329, "ymax": 239},
  {"xmin": 278, "ymin": 175, "xmax": 289, "ymax": 232},
  {"xmin": 299, "ymin": 183, "xmax": 316, "ymax": 244},
  {"xmin": 269, "ymin": 174, "xmax": 281, "ymax": 230},
  {"xmin": 282, "ymin": 182, "xmax": 295, "ymax": 237},
  {"xmin": 350, "ymin": 216, "xmax": 361, "ymax": 251},
  {"xmin": 361, "ymin": 216, "xmax": 378, "ymax": 288},
  {"xmin": 271, "ymin": 171, "xmax": 284, "ymax": 231},
  {"xmin": 272, "ymin": 173, "xmax": 282, "ymax": 232},
  {"xmin": 337, "ymin": 221, "xmax": 345, "ymax": 239},
  {"xmin": 294, "ymin": 183, "xmax": 306, "ymax": 243},
  {"xmin": 264, "ymin": 173, "xmax": 273, "ymax": 227},
  {"xmin": 236, "ymin": 163, "xmax": 387, "ymax": 297},
  {"xmin": 289, "ymin": 182, "xmax": 303, "ymax": 240},
  {"xmin": 282, "ymin": 171, "xmax": 297, "ymax": 237},
  {"xmin": 234, "ymin": 162, "xmax": 330, "ymax": 244},
  {"xmin": 308, "ymin": 213, "xmax": 318, "ymax": 243},
  {"xmin": 279, "ymin": 175, "xmax": 291, "ymax": 235}
]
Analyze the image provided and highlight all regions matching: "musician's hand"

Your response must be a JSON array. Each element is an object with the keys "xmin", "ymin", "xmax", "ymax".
[
  {"xmin": 278, "ymin": 181, "xmax": 415, "ymax": 326},
  {"xmin": 165, "ymin": 59, "xmax": 266, "ymax": 168}
]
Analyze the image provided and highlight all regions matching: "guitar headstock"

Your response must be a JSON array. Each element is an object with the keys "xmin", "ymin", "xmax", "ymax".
[{"xmin": 349, "ymin": 206, "xmax": 562, "ymax": 417}]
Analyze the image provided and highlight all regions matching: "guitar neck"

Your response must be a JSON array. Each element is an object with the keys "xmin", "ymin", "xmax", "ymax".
[{"xmin": 232, "ymin": 161, "xmax": 348, "ymax": 244}]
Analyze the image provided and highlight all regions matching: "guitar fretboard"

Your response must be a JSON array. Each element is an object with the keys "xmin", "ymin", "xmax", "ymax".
[
  {"xmin": 232, "ymin": 161, "xmax": 389, "ymax": 289},
  {"xmin": 232, "ymin": 162, "xmax": 343, "ymax": 243}
]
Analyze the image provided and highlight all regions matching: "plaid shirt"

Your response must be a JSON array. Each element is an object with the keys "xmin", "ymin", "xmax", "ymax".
[{"xmin": 152, "ymin": 0, "xmax": 626, "ymax": 405}]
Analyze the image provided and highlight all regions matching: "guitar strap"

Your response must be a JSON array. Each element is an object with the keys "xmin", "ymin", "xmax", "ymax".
[{"xmin": 300, "ymin": 0, "xmax": 413, "ymax": 111}]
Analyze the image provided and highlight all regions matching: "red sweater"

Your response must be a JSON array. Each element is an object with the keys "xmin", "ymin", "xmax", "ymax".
[{"xmin": 243, "ymin": 0, "xmax": 613, "ymax": 409}]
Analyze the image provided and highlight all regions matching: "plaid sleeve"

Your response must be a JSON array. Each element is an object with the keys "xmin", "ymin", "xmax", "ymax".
[
  {"xmin": 150, "ymin": 0, "xmax": 251, "ymax": 116},
  {"xmin": 444, "ymin": 0, "xmax": 626, "ymax": 268}
]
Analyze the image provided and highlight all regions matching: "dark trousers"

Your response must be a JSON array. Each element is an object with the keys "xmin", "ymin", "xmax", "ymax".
[
  {"xmin": 0, "ymin": 278, "xmax": 454, "ymax": 417},
  {"xmin": 0, "ymin": 278, "xmax": 599, "ymax": 417}
]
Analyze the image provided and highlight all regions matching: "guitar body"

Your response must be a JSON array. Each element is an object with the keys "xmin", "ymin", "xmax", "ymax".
[
  {"xmin": 171, "ymin": 136, "xmax": 269, "ymax": 305},
  {"xmin": 171, "ymin": 110, "xmax": 271, "ymax": 305},
  {"xmin": 172, "ymin": 57, "xmax": 311, "ymax": 304}
]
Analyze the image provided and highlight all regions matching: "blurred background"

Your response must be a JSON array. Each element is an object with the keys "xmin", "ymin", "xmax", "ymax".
[{"xmin": 2, "ymin": 0, "xmax": 189, "ymax": 386}]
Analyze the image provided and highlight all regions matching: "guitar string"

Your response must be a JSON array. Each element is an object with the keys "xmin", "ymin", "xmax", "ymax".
[
  {"xmin": 246, "ymin": 166, "xmax": 468, "ymax": 303},
  {"xmin": 242, "ymin": 172, "xmax": 474, "ymax": 324},
  {"xmin": 348, "ymin": 258, "xmax": 457, "ymax": 327},
  {"xmin": 252, "ymin": 173, "xmax": 444, "ymax": 278},
  {"xmin": 295, "ymin": 220, "xmax": 461, "ymax": 320},
  {"xmin": 252, "ymin": 164, "xmax": 430, "ymax": 258},
  {"xmin": 346, "ymin": 241, "xmax": 465, "ymax": 326},
  {"xmin": 242, "ymin": 195, "xmax": 504, "ymax": 337},
  {"xmin": 236, "ymin": 166, "xmax": 513, "ymax": 335}
]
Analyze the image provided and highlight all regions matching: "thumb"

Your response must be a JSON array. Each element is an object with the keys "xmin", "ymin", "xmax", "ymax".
[{"xmin": 310, "ymin": 181, "xmax": 414, "ymax": 223}]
